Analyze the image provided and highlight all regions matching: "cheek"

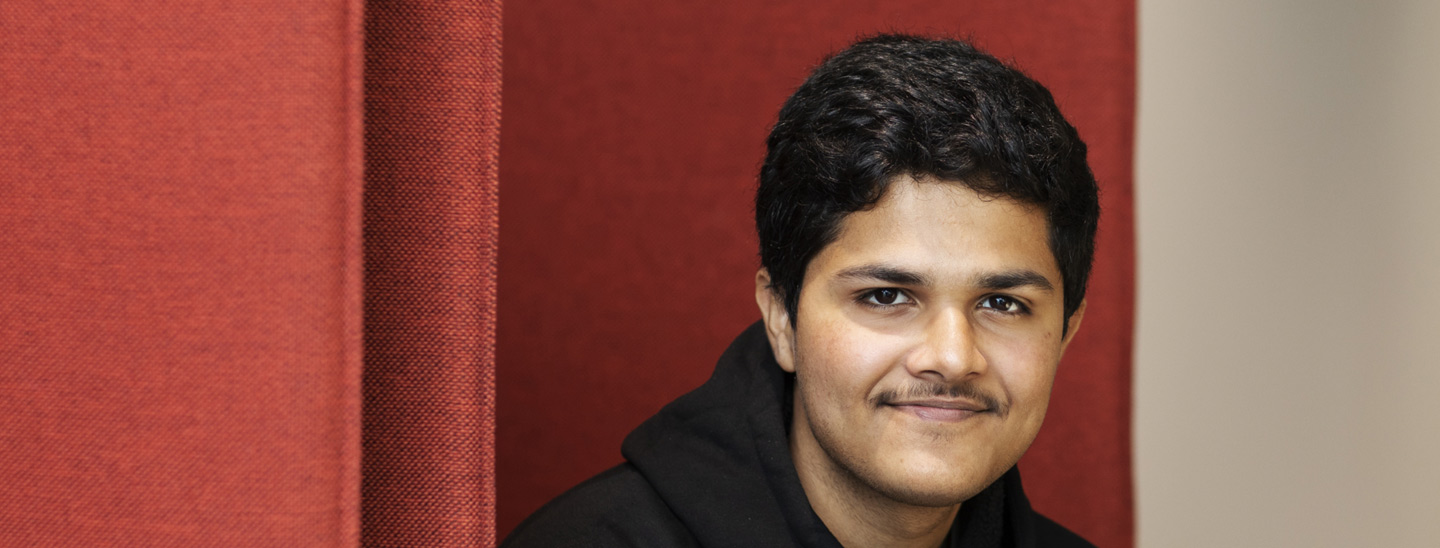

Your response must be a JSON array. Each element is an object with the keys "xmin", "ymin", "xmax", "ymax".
[
  {"xmin": 981, "ymin": 333, "xmax": 1060, "ymax": 406},
  {"xmin": 796, "ymin": 319, "xmax": 905, "ymax": 403},
  {"xmin": 979, "ymin": 337, "xmax": 1058, "ymax": 457}
]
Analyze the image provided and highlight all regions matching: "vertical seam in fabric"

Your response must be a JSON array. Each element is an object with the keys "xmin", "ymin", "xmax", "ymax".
[{"xmin": 342, "ymin": 0, "xmax": 366, "ymax": 546}]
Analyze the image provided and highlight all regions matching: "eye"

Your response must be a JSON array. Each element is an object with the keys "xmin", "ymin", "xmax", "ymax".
[
  {"xmin": 979, "ymin": 295, "xmax": 1028, "ymax": 314},
  {"xmin": 860, "ymin": 288, "xmax": 911, "ymax": 307}
]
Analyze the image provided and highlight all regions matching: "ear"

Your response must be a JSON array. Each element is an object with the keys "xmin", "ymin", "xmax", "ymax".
[
  {"xmin": 1058, "ymin": 299, "xmax": 1087, "ymax": 355},
  {"xmin": 755, "ymin": 268, "xmax": 797, "ymax": 373}
]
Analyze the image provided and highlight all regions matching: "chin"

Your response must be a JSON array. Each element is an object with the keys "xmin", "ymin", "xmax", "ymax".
[
  {"xmin": 867, "ymin": 461, "xmax": 999, "ymax": 508},
  {"xmin": 877, "ymin": 484, "xmax": 975, "ymax": 508}
]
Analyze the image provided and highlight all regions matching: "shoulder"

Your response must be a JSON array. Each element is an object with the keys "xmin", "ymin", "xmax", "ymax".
[
  {"xmin": 1028, "ymin": 512, "xmax": 1097, "ymax": 548},
  {"xmin": 500, "ymin": 463, "xmax": 700, "ymax": 548}
]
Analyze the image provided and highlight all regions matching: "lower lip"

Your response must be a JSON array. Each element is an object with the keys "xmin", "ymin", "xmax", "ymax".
[{"xmin": 890, "ymin": 404, "xmax": 983, "ymax": 423}]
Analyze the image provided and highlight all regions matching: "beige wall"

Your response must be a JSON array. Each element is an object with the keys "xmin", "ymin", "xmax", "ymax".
[{"xmin": 1136, "ymin": 0, "xmax": 1440, "ymax": 545}]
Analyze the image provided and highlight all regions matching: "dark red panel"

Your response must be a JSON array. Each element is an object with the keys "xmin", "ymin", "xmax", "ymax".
[
  {"xmin": 498, "ymin": 2, "xmax": 1134, "ymax": 546},
  {"xmin": 0, "ymin": 1, "xmax": 364, "ymax": 546},
  {"xmin": 362, "ymin": 1, "xmax": 502, "ymax": 547}
]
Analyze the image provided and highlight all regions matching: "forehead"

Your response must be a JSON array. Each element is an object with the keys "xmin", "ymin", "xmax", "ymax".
[{"xmin": 807, "ymin": 176, "xmax": 1058, "ymax": 285}]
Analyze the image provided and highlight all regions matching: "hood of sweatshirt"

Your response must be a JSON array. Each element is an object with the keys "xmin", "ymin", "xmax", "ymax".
[{"xmin": 621, "ymin": 322, "xmax": 1051, "ymax": 548}]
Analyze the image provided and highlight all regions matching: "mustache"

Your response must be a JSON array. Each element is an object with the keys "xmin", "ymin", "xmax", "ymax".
[{"xmin": 871, "ymin": 382, "xmax": 1007, "ymax": 417}]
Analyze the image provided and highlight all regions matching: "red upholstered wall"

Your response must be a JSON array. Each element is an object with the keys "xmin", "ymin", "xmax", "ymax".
[
  {"xmin": 3, "ymin": 1, "xmax": 511, "ymax": 545},
  {"xmin": 0, "ymin": 1, "xmax": 364, "ymax": 546},
  {"xmin": 498, "ymin": 1, "xmax": 1134, "ymax": 547},
  {"xmin": 363, "ymin": 1, "xmax": 503, "ymax": 546}
]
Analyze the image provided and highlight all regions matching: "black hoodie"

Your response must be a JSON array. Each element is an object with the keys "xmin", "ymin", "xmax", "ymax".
[{"xmin": 502, "ymin": 322, "xmax": 1096, "ymax": 548}]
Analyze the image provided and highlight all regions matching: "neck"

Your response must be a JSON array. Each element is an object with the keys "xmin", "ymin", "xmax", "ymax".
[{"xmin": 791, "ymin": 418, "xmax": 960, "ymax": 548}]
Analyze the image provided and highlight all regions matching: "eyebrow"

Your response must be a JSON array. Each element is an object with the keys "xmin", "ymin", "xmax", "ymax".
[
  {"xmin": 833, "ymin": 263, "xmax": 1055, "ymax": 293},
  {"xmin": 974, "ymin": 269, "xmax": 1055, "ymax": 293},
  {"xmin": 834, "ymin": 264, "xmax": 929, "ymax": 286}
]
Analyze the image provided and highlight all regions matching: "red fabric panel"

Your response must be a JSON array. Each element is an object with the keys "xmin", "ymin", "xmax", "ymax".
[
  {"xmin": 0, "ymin": 1, "xmax": 364, "ymax": 547},
  {"xmin": 361, "ymin": 1, "xmax": 502, "ymax": 546},
  {"xmin": 498, "ymin": 2, "xmax": 1134, "ymax": 546}
]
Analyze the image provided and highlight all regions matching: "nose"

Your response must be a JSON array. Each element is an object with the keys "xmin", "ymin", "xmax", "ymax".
[{"xmin": 904, "ymin": 306, "xmax": 987, "ymax": 381}]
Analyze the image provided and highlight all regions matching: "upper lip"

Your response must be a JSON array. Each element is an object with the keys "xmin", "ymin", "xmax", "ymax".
[{"xmin": 887, "ymin": 399, "xmax": 990, "ymax": 412}]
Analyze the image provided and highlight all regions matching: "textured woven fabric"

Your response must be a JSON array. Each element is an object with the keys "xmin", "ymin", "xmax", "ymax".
[
  {"xmin": 0, "ymin": 1, "xmax": 365, "ymax": 546},
  {"xmin": 361, "ymin": 1, "xmax": 502, "ymax": 547},
  {"xmin": 497, "ymin": 2, "xmax": 1134, "ymax": 547}
]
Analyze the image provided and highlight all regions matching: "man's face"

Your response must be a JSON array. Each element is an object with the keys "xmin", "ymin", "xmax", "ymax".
[{"xmin": 757, "ymin": 175, "xmax": 1083, "ymax": 508}]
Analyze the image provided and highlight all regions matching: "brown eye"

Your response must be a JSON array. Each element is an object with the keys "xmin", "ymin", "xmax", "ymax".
[
  {"xmin": 875, "ymin": 289, "xmax": 899, "ymax": 304},
  {"xmin": 980, "ymin": 295, "xmax": 1027, "ymax": 314},
  {"xmin": 862, "ymin": 288, "xmax": 910, "ymax": 307}
]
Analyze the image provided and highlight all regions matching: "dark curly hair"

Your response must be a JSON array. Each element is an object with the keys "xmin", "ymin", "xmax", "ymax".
[{"xmin": 756, "ymin": 34, "xmax": 1099, "ymax": 329}]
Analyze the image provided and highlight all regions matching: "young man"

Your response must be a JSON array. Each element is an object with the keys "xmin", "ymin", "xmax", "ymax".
[{"xmin": 504, "ymin": 34, "xmax": 1099, "ymax": 548}]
